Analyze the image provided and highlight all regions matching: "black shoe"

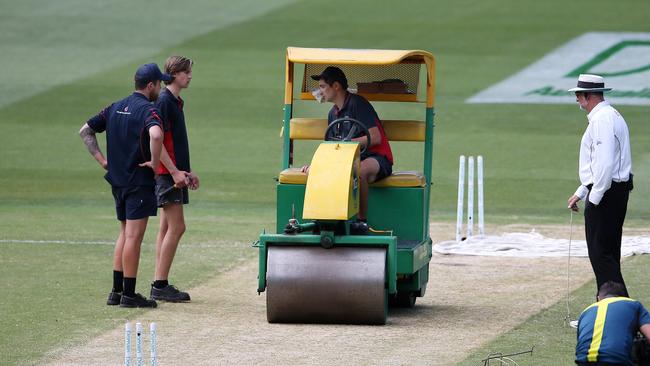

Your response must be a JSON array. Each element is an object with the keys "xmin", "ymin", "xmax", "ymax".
[
  {"xmin": 119, "ymin": 293, "xmax": 157, "ymax": 308},
  {"xmin": 107, "ymin": 291, "xmax": 122, "ymax": 306},
  {"xmin": 150, "ymin": 284, "xmax": 191, "ymax": 302},
  {"xmin": 350, "ymin": 220, "xmax": 369, "ymax": 235}
]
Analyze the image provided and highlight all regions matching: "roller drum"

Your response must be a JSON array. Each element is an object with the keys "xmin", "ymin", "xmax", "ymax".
[{"xmin": 266, "ymin": 246, "xmax": 387, "ymax": 324}]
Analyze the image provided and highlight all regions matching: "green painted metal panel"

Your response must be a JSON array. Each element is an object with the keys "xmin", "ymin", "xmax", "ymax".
[
  {"xmin": 281, "ymin": 104, "xmax": 292, "ymax": 170},
  {"xmin": 367, "ymin": 186, "xmax": 425, "ymax": 241},
  {"xmin": 413, "ymin": 238, "xmax": 432, "ymax": 270},
  {"xmin": 424, "ymin": 107, "xmax": 435, "ymax": 237},
  {"xmin": 276, "ymin": 183, "xmax": 306, "ymax": 233},
  {"xmin": 279, "ymin": 184, "xmax": 425, "ymax": 240},
  {"xmin": 277, "ymin": 183, "xmax": 431, "ymax": 270},
  {"xmin": 256, "ymin": 238, "xmax": 268, "ymax": 293},
  {"xmin": 424, "ymin": 107, "xmax": 434, "ymax": 185},
  {"xmin": 396, "ymin": 248, "xmax": 413, "ymax": 273},
  {"xmin": 395, "ymin": 238, "xmax": 432, "ymax": 274}
]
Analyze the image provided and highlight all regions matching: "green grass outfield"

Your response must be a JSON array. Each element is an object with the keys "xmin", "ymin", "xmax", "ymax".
[{"xmin": 1, "ymin": 0, "xmax": 649, "ymax": 364}]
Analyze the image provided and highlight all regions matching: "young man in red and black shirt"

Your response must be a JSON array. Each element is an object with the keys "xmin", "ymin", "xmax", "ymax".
[
  {"xmin": 303, "ymin": 66, "xmax": 394, "ymax": 234},
  {"xmin": 151, "ymin": 56, "xmax": 199, "ymax": 302}
]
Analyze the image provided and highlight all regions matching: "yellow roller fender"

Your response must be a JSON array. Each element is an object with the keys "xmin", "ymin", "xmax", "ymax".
[{"xmin": 303, "ymin": 142, "xmax": 360, "ymax": 220}]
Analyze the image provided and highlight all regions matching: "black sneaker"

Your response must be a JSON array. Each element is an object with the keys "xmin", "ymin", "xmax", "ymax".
[
  {"xmin": 107, "ymin": 291, "xmax": 122, "ymax": 306},
  {"xmin": 150, "ymin": 284, "xmax": 191, "ymax": 302},
  {"xmin": 119, "ymin": 293, "xmax": 157, "ymax": 308},
  {"xmin": 350, "ymin": 220, "xmax": 369, "ymax": 235}
]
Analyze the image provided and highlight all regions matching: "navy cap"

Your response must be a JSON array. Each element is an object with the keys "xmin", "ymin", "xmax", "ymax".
[
  {"xmin": 134, "ymin": 63, "xmax": 172, "ymax": 83},
  {"xmin": 311, "ymin": 66, "xmax": 347, "ymax": 87}
]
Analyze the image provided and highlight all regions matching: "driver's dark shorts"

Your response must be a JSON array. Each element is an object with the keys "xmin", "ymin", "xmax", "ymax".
[
  {"xmin": 364, "ymin": 153, "xmax": 393, "ymax": 181},
  {"xmin": 111, "ymin": 185, "xmax": 157, "ymax": 221},
  {"xmin": 155, "ymin": 174, "xmax": 189, "ymax": 207}
]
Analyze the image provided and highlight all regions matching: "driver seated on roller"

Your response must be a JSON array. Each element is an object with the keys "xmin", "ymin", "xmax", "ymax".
[{"xmin": 301, "ymin": 66, "xmax": 393, "ymax": 234}]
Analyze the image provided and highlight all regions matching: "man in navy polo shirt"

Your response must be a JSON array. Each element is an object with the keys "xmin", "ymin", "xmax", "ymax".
[
  {"xmin": 302, "ymin": 66, "xmax": 394, "ymax": 234},
  {"xmin": 79, "ymin": 63, "xmax": 169, "ymax": 308},
  {"xmin": 150, "ymin": 55, "xmax": 199, "ymax": 302},
  {"xmin": 576, "ymin": 281, "xmax": 650, "ymax": 365}
]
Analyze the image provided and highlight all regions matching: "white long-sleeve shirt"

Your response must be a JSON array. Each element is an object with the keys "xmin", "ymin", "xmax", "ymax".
[{"xmin": 574, "ymin": 101, "xmax": 632, "ymax": 205}]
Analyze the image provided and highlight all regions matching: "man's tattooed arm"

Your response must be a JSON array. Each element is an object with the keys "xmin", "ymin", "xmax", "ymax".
[
  {"xmin": 80, "ymin": 123, "xmax": 100, "ymax": 155},
  {"xmin": 79, "ymin": 123, "xmax": 108, "ymax": 169}
]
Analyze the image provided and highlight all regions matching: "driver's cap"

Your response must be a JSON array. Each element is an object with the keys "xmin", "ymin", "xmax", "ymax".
[{"xmin": 311, "ymin": 66, "xmax": 348, "ymax": 89}]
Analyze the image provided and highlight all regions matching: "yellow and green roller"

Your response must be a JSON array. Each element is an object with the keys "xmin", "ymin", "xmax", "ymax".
[{"xmin": 256, "ymin": 47, "xmax": 436, "ymax": 324}]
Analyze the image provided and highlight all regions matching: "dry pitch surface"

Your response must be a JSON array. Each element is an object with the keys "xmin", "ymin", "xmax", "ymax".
[{"xmin": 43, "ymin": 223, "xmax": 610, "ymax": 366}]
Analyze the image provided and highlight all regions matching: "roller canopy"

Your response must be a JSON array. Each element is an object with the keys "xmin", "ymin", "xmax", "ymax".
[{"xmin": 287, "ymin": 47, "xmax": 434, "ymax": 66}]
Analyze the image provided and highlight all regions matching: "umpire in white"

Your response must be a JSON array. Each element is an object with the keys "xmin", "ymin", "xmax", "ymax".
[{"xmin": 567, "ymin": 74, "xmax": 633, "ymax": 297}]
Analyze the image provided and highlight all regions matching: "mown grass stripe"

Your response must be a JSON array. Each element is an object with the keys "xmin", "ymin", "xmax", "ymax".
[{"xmin": 0, "ymin": 0, "xmax": 297, "ymax": 109}]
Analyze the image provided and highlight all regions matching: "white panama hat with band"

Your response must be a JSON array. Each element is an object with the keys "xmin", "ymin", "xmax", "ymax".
[{"xmin": 568, "ymin": 74, "xmax": 613, "ymax": 93}]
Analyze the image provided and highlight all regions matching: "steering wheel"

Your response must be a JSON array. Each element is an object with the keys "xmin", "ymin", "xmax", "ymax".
[{"xmin": 324, "ymin": 117, "xmax": 371, "ymax": 155}]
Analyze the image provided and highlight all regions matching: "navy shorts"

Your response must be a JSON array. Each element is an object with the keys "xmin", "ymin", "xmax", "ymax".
[
  {"xmin": 111, "ymin": 186, "xmax": 157, "ymax": 221},
  {"xmin": 364, "ymin": 153, "xmax": 393, "ymax": 181},
  {"xmin": 155, "ymin": 174, "xmax": 189, "ymax": 207}
]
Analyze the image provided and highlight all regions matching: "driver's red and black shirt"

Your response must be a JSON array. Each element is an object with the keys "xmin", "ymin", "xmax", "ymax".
[{"xmin": 327, "ymin": 93, "xmax": 393, "ymax": 164}]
